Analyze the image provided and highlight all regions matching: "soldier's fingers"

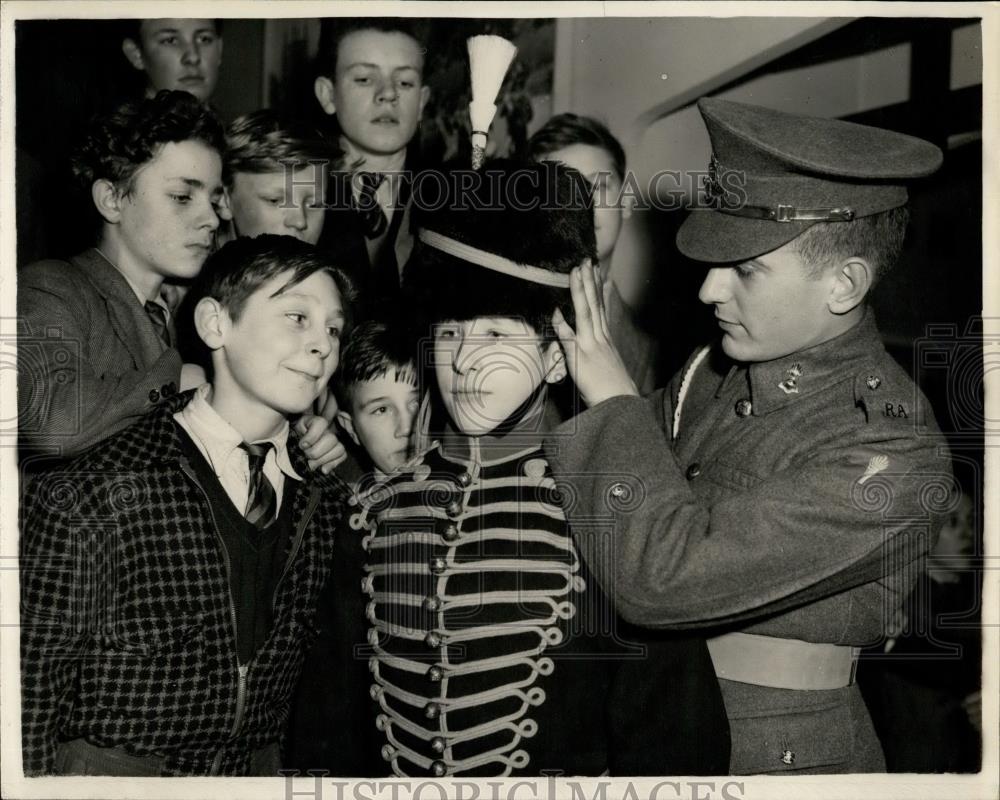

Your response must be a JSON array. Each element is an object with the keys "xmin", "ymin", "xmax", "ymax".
[
  {"xmin": 552, "ymin": 309, "xmax": 579, "ymax": 376},
  {"xmin": 568, "ymin": 267, "xmax": 595, "ymax": 346},
  {"xmin": 593, "ymin": 263, "xmax": 612, "ymax": 341},
  {"xmin": 578, "ymin": 260, "xmax": 606, "ymax": 344}
]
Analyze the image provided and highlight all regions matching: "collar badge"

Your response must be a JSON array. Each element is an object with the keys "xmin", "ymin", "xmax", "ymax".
[{"xmin": 778, "ymin": 363, "xmax": 803, "ymax": 395}]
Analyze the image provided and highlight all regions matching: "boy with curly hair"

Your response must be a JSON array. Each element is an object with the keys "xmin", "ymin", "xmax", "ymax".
[{"xmin": 18, "ymin": 91, "xmax": 344, "ymax": 473}]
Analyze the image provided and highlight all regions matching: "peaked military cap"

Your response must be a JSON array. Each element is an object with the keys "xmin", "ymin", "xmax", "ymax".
[{"xmin": 677, "ymin": 97, "xmax": 943, "ymax": 263}]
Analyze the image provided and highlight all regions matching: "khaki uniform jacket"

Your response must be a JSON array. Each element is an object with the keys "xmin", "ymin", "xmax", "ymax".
[
  {"xmin": 543, "ymin": 310, "xmax": 954, "ymax": 773},
  {"xmin": 18, "ymin": 248, "xmax": 181, "ymax": 461}
]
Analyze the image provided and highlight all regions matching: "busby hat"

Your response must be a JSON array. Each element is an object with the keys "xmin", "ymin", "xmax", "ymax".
[
  {"xmin": 405, "ymin": 158, "xmax": 597, "ymax": 335},
  {"xmin": 676, "ymin": 97, "xmax": 943, "ymax": 263}
]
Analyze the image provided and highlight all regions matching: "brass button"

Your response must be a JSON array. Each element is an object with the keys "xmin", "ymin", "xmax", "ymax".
[
  {"xmin": 430, "ymin": 556, "xmax": 447, "ymax": 575},
  {"xmin": 424, "ymin": 702, "xmax": 441, "ymax": 719},
  {"xmin": 431, "ymin": 736, "xmax": 447, "ymax": 754},
  {"xmin": 456, "ymin": 472, "xmax": 472, "ymax": 488},
  {"xmin": 431, "ymin": 760, "xmax": 448, "ymax": 777},
  {"xmin": 427, "ymin": 664, "xmax": 444, "ymax": 682},
  {"xmin": 781, "ymin": 749, "xmax": 795, "ymax": 765},
  {"xmin": 445, "ymin": 499, "xmax": 463, "ymax": 518},
  {"xmin": 148, "ymin": 389, "xmax": 160, "ymax": 403},
  {"xmin": 686, "ymin": 463, "xmax": 702, "ymax": 479},
  {"xmin": 423, "ymin": 595, "xmax": 442, "ymax": 612},
  {"xmin": 442, "ymin": 523, "xmax": 460, "ymax": 542},
  {"xmin": 425, "ymin": 631, "xmax": 441, "ymax": 647},
  {"xmin": 735, "ymin": 399, "xmax": 753, "ymax": 417}
]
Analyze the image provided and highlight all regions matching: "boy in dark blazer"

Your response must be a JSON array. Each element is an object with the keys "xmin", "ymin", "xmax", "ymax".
[
  {"xmin": 312, "ymin": 19, "xmax": 431, "ymax": 307},
  {"xmin": 20, "ymin": 235, "xmax": 356, "ymax": 776},
  {"xmin": 546, "ymin": 98, "xmax": 953, "ymax": 774}
]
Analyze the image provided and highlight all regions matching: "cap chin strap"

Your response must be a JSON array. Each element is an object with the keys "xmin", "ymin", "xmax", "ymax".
[
  {"xmin": 706, "ymin": 154, "xmax": 856, "ymax": 223},
  {"xmin": 717, "ymin": 203, "xmax": 856, "ymax": 223},
  {"xmin": 418, "ymin": 229, "xmax": 572, "ymax": 288}
]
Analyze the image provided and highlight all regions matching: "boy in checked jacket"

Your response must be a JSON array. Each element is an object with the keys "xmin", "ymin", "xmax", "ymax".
[{"xmin": 20, "ymin": 235, "xmax": 355, "ymax": 776}]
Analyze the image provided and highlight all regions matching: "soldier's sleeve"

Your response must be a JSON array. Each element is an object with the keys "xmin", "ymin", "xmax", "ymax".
[
  {"xmin": 19, "ymin": 470, "xmax": 103, "ymax": 775},
  {"xmin": 18, "ymin": 263, "xmax": 182, "ymax": 457},
  {"xmin": 543, "ymin": 394, "xmax": 951, "ymax": 630}
]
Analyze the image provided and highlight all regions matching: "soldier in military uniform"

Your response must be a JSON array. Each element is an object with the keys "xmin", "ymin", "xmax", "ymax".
[{"xmin": 546, "ymin": 98, "xmax": 955, "ymax": 774}]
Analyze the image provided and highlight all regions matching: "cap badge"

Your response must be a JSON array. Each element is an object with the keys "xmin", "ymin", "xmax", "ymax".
[
  {"xmin": 705, "ymin": 153, "xmax": 742, "ymax": 211},
  {"xmin": 707, "ymin": 154, "xmax": 722, "ymax": 202},
  {"xmin": 866, "ymin": 375, "xmax": 882, "ymax": 390},
  {"xmin": 778, "ymin": 364, "xmax": 803, "ymax": 395}
]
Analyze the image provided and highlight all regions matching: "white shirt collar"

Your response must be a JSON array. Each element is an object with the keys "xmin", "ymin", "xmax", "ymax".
[{"xmin": 178, "ymin": 384, "xmax": 302, "ymax": 482}]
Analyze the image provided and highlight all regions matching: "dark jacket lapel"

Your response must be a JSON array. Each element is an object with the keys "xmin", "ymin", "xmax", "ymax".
[{"xmin": 73, "ymin": 248, "xmax": 166, "ymax": 370}]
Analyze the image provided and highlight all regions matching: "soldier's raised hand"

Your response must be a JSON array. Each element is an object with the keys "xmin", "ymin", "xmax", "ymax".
[{"xmin": 552, "ymin": 261, "xmax": 639, "ymax": 408}]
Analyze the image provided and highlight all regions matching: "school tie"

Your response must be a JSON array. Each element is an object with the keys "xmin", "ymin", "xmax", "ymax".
[
  {"xmin": 144, "ymin": 301, "xmax": 171, "ymax": 348},
  {"xmin": 355, "ymin": 171, "xmax": 388, "ymax": 239},
  {"xmin": 239, "ymin": 442, "xmax": 277, "ymax": 529}
]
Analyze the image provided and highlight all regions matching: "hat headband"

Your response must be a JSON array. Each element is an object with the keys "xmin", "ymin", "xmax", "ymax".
[{"xmin": 418, "ymin": 229, "xmax": 571, "ymax": 288}]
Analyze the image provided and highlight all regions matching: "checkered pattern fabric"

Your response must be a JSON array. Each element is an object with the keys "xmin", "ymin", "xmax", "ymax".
[{"xmin": 20, "ymin": 390, "xmax": 349, "ymax": 776}]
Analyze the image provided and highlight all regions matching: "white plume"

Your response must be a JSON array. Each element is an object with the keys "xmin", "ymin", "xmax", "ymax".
[{"xmin": 467, "ymin": 35, "xmax": 518, "ymax": 167}]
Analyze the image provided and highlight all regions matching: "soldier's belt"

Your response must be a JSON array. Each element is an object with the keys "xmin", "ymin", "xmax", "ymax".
[{"xmin": 707, "ymin": 632, "xmax": 859, "ymax": 691}]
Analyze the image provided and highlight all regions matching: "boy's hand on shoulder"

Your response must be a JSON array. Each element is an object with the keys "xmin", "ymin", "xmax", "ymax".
[
  {"xmin": 314, "ymin": 386, "xmax": 340, "ymax": 428},
  {"xmin": 553, "ymin": 262, "xmax": 640, "ymax": 408},
  {"xmin": 296, "ymin": 413, "xmax": 347, "ymax": 474}
]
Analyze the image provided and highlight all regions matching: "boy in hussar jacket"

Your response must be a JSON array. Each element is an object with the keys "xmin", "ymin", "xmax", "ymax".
[
  {"xmin": 342, "ymin": 159, "xmax": 729, "ymax": 778},
  {"xmin": 546, "ymin": 98, "xmax": 954, "ymax": 774},
  {"xmin": 21, "ymin": 235, "xmax": 356, "ymax": 776}
]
